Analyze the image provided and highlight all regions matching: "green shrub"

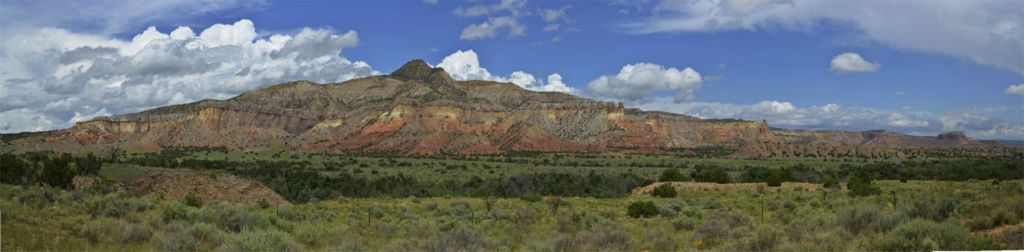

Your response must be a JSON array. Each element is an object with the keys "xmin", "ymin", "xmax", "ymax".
[
  {"xmin": 183, "ymin": 193, "xmax": 203, "ymax": 208},
  {"xmin": 121, "ymin": 222, "xmax": 154, "ymax": 243},
  {"xmin": 659, "ymin": 168, "xmax": 690, "ymax": 182},
  {"xmin": 87, "ymin": 193, "xmax": 151, "ymax": 218},
  {"xmin": 449, "ymin": 201, "xmax": 471, "ymax": 217},
  {"xmin": 627, "ymin": 201, "xmax": 658, "ymax": 218},
  {"xmin": 908, "ymin": 196, "xmax": 959, "ymax": 221},
  {"xmin": 257, "ymin": 199, "xmax": 271, "ymax": 209},
  {"xmin": 696, "ymin": 210, "xmax": 750, "ymax": 245},
  {"xmin": 874, "ymin": 219, "xmax": 994, "ymax": 251},
  {"xmin": 878, "ymin": 210, "xmax": 911, "ymax": 233},
  {"xmin": 161, "ymin": 202, "xmax": 194, "ymax": 222},
  {"xmin": 512, "ymin": 207, "xmax": 538, "ymax": 225},
  {"xmin": 419, "ymin": 227, "xmax": 495, "ymax": 252},
  {"xmin": 672, "ymin": 216, "xmax": 697, "ymax": 231},
  {"xmin": 41, "ymin": 156, "xmax": 75, "ymax": 189},
  {"xmin": 741, "ymin": 226, "xmax": 781, "ymax": 252},
  {"xmin": 75, "ymin": 153, "xmax": 103, "ymax": 176},
  {"xmin": 80, "ymin": 218, "xmax": 123, "ymax": 242},
  {"xmin": 276, "ymin": 204, "xmax": 304, "ymax": 222},
  {"xmin": 991, "ymin": 207, "xmax": 1021, "ymax": 227},
  {"xmin": 836, "ymin": 203, "xmax": 881, "ymax": 234},
  {"xmin": 293, "ymin": 223, "xmax": 348, "ymax": 248},
  {"xmin": 197, "ymin": 203, "xmax": 245, "ymax": 231},
  {"xmin": 693, "ymin": 165, "xmax": 731, "ymax": 184},
  {"xmin": 221, "ymin": 229, "xmax": 303, "ymax": 252},
  {"xmin": 187, "ymin": 223, "xmax": 223, "ymax": 246},
  {"xmin": 822, "ymin": 177, "xmax": 840, "ymax": 189},
  {"xmin": 847, "ymin": 173, "xmax": 880, "ymax": 197},
  {"xmin": 651, "ymin": 183, "xmax": 677, "ymax": 198},
  {"xmin": 643, "ymin": 229, "xmax": 676, "ymax": 252},
  {"xmin": 154, "ymin": 222, "xmax": 200, "ymax": 251},
  {"xmin": 0, "ymin": 153, "xmax": 32, "ymax": 185}
]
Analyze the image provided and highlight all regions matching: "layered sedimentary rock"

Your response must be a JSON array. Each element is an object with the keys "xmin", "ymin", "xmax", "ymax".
[{"xmin": 0, "ymin": 60, "xmax": 1004, "ymax": 156}]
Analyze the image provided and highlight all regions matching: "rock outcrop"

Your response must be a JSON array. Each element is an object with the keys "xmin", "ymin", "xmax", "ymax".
[{"xmin": 0, "ymin": 59, "xmax": 1006, "ymax": 157}]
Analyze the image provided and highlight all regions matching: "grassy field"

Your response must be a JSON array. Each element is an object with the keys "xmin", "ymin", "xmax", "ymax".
[
  {"xmin": 2, "ymin": 178, "xmax": 1022, "ymax": 251},
  {"xmin": 2, "ymin": 151, "xmax": 1022, "ymax": 251}
]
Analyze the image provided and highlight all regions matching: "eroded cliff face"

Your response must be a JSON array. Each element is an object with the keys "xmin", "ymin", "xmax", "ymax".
[{"xmin": 2, "ymin": 59, "xmax": 998, "ymax": 156}]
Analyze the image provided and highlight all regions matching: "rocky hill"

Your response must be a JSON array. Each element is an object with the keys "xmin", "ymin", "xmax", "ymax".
[{"xmin": 0, "ymin": 60, "xmax": 1007, "ymax": 157}]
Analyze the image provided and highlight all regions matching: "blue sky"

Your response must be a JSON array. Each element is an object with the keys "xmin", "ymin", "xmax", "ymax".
[{"xmin": 1, "ymin": 0, "xmax": 1022, "ymax": 139}]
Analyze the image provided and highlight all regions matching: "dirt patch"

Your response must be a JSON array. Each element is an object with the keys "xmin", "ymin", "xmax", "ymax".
[
  {"xmin": 76, "ymin": 169, "xmax": 287, "ymax": 206},
  {"xmin": 983, "ymin": 221, "xmax": 1024, "ymax": 236},
  {"xmin": 632, "ymin": 181, "xmax": 823, "ymax": 195}
]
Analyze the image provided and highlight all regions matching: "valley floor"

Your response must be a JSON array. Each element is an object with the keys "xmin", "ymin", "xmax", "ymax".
[{"xmin": 2, "ymin": 179, "xmax": 1022, "ymax": 251}]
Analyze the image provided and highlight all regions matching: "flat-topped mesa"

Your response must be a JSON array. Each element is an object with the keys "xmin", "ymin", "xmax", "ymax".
[{"xmin": 390, "ymin": 59, "xmax": 456, "ymax": 84}]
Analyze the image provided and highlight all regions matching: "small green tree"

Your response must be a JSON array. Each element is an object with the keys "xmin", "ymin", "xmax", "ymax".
[
  {"xmin": 628, "ymin": 201, "xmax": 658, "ymax": 218},
  {"xmin": 0, "ymin": 154, "xmax": 31, "ymax": 185},
  {"xmin": 41, "ymin": 155, "xmax": 74, "ymax": 189},
  {"xmin": 659, "ymin": 168, "xmax": 690, "ymax": 182},
  {"xmin": 848, "ymin": 173, "xmax": 881, "ymax": 197},
  {"xmin": 183, "ymin": 193, "xmax": 203, "ymax": 208},
  {"xmin": 693, "ymin": 165, "xmax": 731, "ymax": 184},
  {"xmin": 651, "ymin": 183, "xmax": 678, "ymax": 198},
  {"xmin": 822, "ymin": 177, "xmax": 841, "ymax": 189},
  {"xmin": 76, "ymin": 153, "xmax": 102, "ymax": 176}
]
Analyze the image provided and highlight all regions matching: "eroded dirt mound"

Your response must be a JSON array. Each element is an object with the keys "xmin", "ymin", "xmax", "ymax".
[
  {"xmin": 75, "ymin": 170, "xmax": 287, "ymax": 206},
  {"xmin": 130, "ymin": 170, "xmax": 287, "ymax": 205}
]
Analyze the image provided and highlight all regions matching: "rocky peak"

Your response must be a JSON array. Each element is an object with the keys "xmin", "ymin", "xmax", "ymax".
[{"xmin": 391, "ymin": 59, "xmax": 455, "ymax": 84}]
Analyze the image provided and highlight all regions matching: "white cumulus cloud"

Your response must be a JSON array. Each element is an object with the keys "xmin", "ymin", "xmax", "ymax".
[
  {"xmin": 637, "ymin": 98, "xmax": 939, "ymax": 133},
  {"xmin": 585, "ymin": 63, "xmax": 702, "ymax": 102},
  {"xmin": 830, "ymin": 52, "xmax": 880, "ymax": 74},
  {"xmin": 1006, "ymin": 84, "xmax": 1024, "ymax": 95},
  {"xmin": 436, "ymin": 50, "xmax": 574, "ymax": 93},
  {"xmin": 460, "ymin": 16, "xmax": 526, "ymax": 40},
  {"xmin": 0, "ymin": 19, "xmax": 377, "ymax": 133},
  {"xmin": 453, "ymin": 0, "xmax": 528, "ymax": 41},
  {"xmin": 623, "ymin": 0, "xmax": 1024, "ymax": 74}
]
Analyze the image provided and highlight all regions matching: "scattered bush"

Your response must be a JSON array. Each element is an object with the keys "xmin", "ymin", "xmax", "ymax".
[
  {"xmin": 121, "ymin": 222, "xmax": 155, "ymax": 243},
  {"xmin": 740, "ymin": 226, "xmax": 781, "ymax": 252},
  {"xmin": 659, "ymin": 168, "xmax": 690, "ymax": 182},
  {"xmin": 651, "ymin": 183, "xmax": 677, "ymax": 198},
  {"xmin": 822, "ymin": 177, "xmax": 841, "ymax": 190},
  {"xmin": 87, "ymin": 193, "xmax": 151, "ymax": 218},
  {"xmin": 221, "ymin": 229, "xmax": 303, "ymax": 252},
  {"xmin": 161, "ymin": 202, "xmax": 194, "ymax": 223},
  {"xmin": 258, "ymin": 199, "xmax": 272, "ymax": 209},
  {"xmin": 874, "ymin": 219, "xmax": 994, "ymax": 251},
  {"xmin": 672, "ymin": 216, "xmax": 697, "ymax": 231},
  {"xmin": 836, "ymin": 203, "xmax": 881, "ymax": 234},
  {"xmin": 154, "ymin": 222, "xmax": 201, "ymax": 251},
  {"xmin": 695, "ymin": 210, "xmax": 750, "ymax": 245},
  {"xmin": 847, "ymin": 173, "xmax": 880, "ymax": 197},
  {"xmin": 183, "ymin": 193, "xmax": 203, "ymax": 208},
  {"xmin": 420, "ymin": 227, "xmax": 494, "ymax": 252},
  {"xmin": 627, "ymin": 201, "xmax": 658, "ymax": 218},
  {"xmin": 276, "ymin": 204, "xmax": 304, "ymax": 222},
  {"xmin": 907, "ymin": 196, "xmax": 959, "ymax": 221},
  {"xmin": 692, "ymin": 165, "xmax": 731, "ymax": 184},
  {"xmin": 80, "ymin": 218, "xmax": 124, "ymax": 242}
]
